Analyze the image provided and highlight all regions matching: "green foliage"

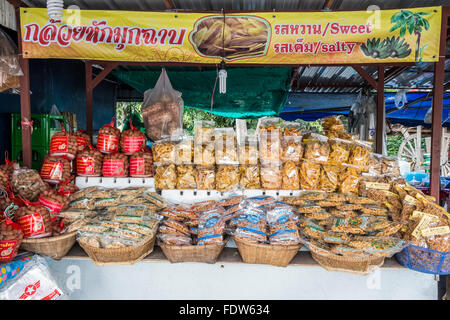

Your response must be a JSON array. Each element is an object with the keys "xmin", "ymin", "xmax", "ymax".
[
  {"xmin": 390, "ymin": 10, "xmax": 430, "ymax": 36},
  {"xmin": 116, "ymin": 102, "xmax": 142, "ymax": 130},
  {"xmin": 386, "ymin": 136, "xmax": 404, "ymax": 156},
  {"xmin": 360, "ymin": 36, "xmax": 411, "ymax": 59}
]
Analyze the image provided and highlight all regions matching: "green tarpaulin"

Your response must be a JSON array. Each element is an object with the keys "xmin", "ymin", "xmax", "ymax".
[{"xmin": 112, "ymin": 66, "xmax": 291, "ymax": 119}]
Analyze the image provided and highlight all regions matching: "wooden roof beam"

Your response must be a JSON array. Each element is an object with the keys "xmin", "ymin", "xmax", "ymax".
[{"xmin": 352, "ymin": 66, "xmax": 377, "ymax": 89}]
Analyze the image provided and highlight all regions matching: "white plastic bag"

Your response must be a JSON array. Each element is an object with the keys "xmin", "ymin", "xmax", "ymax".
[
  {"xmin": 50, "ymin": 104, "xmax": 62, "ymax": 130},
  {"xmin": 141, "ymin": 68, "xmax": 184, "ymax": 141},
  {"xmin": 0, "ymin": 29, "xmax": 23, "ymax": 92},
  {"xmin": 0, "ymin": 255, "xmax": 64, "ymax": 300}
]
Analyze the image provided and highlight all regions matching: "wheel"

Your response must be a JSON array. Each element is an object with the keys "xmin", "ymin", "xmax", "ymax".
[{"xmin": 398, "ymin": 133, "xmax": 423, "ymax": 172}]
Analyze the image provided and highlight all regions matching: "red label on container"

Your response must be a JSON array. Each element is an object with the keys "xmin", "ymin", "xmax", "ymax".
[
  {"xmin": 76, "ymin": 136, "xmax": 88, "ymax": 149},
  {"xmin": 129, "ymin": 158, "xmax": 145, "ymax": 175},
  {"xmin": 0, "ymin": 239, "xmax": 18, "ymax": 261},
  {"xmin": 97, "ymin": 134, "xmax": 119, "ymax": 153},
  {"xmin": 40, "ymin": 161, "xmax": 63, "ymax": 181},
  {"xmin": 123, "ymin": 136, "xmax": 146, "ymax": 153},
  {"xmin": 17, "ymin": 213, "xmax": 46, "ymax": 238},
  {"xmin": 38, "ymin": 197, "xmax": 63, "ymax": 216},
  {"xmin": 102, "ymin": 159, "xmax": 125, "ymax": 176},
  {"xmin": 76, "ymin": 156, "xmax": 95, "ymax": 175},
  {"xmin": 49, "ymin": 136, "xmax": 68, "ymax": 154}
]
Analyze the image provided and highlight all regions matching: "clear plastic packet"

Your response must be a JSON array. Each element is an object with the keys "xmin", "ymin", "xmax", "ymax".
[
  {"xmin": 160, "ymin": 206, "xmax": 196, "ymax": 221},
  {"xmin": 348, "ymin": 141, "xmax": 372, "ymax": 172},
  {"xmin": 239, "ymin": 165, "xmax": 260, "ymax": 189},
  {"xmin": 420, "ymin": 220, "xmax": 450, "ymax": 252},
  {"xmin": 381, "ymin": 156, "xmax": 401, "ymax": 176},
  {"xmin": 265, "ymin": 203, "xmax": 296, "ymax": 225},
  {"xmin": 370, "ymin": 222, "xmax": 404, "ymax": 237},
  {"xmin": 175, "ymin": 136, "xmax": 193, "ymax": 165},
  {"xmin": 281, "ymin": 161, "xmax": 300, "ymax": 190},
  {"xmin": 318, "ymin": 164, "xmax": 340, "ymax": 192},
  {"xmin": 194, "ymin": 143, "xmax": 215, "ymax": 166},
  {"xmin": 415, "ymin": 193, "xmax": 448, "ymax": 219},
  {"xmin": 162, "ymin": 219, "xmax": 190, "ymax": 235},
  {"xmin": 195, "ymin": 166, "xmax": 215, "ymax": 190},
  {"xmin": 322, "ymin": 116, "xmax": 345, "ymax": 134},
  {"xmin": 233, "ymin": 220, "xmax": 267, "ymax": 243},
  {"xmin": 299, "ymin": 219, "xmax": 326, "ymax": 239},
  {"xmin": 339, "ymin": 167, "xmax": 360, "ymax": 195},
  {"xmin": 69, "ymin": 197, "xmax": 95, "ymax": 210},
  {"xmin": 321, "ymin": 231, "xmax": 351, "ymax": 245},
  {"xmin": 158, "ymin": 233, "xmax": 193, "ymax": 246},
  {"xmin": 281, "ymin": 135, "xmax": 303, "ymax": 164},
  {"xmin": 0, "ymin": 255, "xmax": 65, "ymax": 300},
  {"xmin": 328, "ymin": 208, "xmax": 358, "ymax": 218},
  {"xmin": 152, "ymin": 138, "xmax": 176, "ymax": 165},
  {"xmin": 330, "ymin": 215, "xmax": 375, "ymax": 234},
  {"xmin": 257, "ymin": 117, "xmax": 282, "ymax": 135},
  {"xmin": 143, "ymin": 191, "xmax": 167, "ymax": 209},
  {"xmin": 269, "ymin": 222, "xmax": 300, "ymax": 245},
  {"xmin": 176, "ymin": 165, "xmax": 197, "ymax": 189},
  {"xmin": 215, "ymin": 128, "xmax": 239, "ymax": 165},
  {"xmin": 302, "ymin": 239, "xmax": 333, "ymax": 256},
  {"xmin": 367, "ymin": 153, "xmax": 382, "ymax": 175},
  {"xmin": 296, "ymin": 202, "xmax": 322, "ymax": 214},
  {"xmin": 299, "ymin": 160, "xmax": 321, "ymax": 190},
  {"xmin": 194, "ymin": 120, "xmax": 215, "ymax": 145},
  {"xmin": 215, "ymin": 165, "xmax": 239, "ymax": 192},
  {"xmin": 93, "ymin": 197, "xmax": 120, "ymax": 209},
  {"xmin": 360, "ymin": 205, "xmax": 388, "ymax": 216},
  {"xmin": 70, "ymin": 186, "xmax": 99, "ymax": 202},
  {"xmin": 259, "ymin": 131, "xmax": 281, "ymax": 166},
  {"xmin": 304, "ymin": 210, "xmax": 332, "ymax": 221},
  {"xmin": 58, "ymin": 209, "xmax": 96, "ymax": 222},
  {"xmin": 297, "ymin": 190, "xmax": 328, "ymax": 201},
  {"xmin": 326, "ymin": 192, "xmax": 350, "ymax": 202},
  {"xmin": 282, "ymin": 122, "xmax": 302, "ymax": 136},
  {"xmin": 141, "ymin": 68, "xmax": 184, "ymax": 141},
  {"xmin": 154, "ymin": 164, "xmax": 177, "ymax": 190},
  {"xmin": 238, "ymin": 135, "xmax": 259, "ymax": 165},
  {"xmin": 244, "ymin": 195, "xmax": 276, "ymax": 207},
  {"xmin": 327, "ymin": 138, "xmax": 351, "ymax": 166},
  {"xmin": 347, "ymin": 236, "xmax": 407, "ymax": 257},
  {"xmin": 197, "ymin": 233, "xmax": 224, "ymax": 246},
  {"xmin": 260, "ymin": 165, "xmax": 282, "ymax": 190},
  {"xmin": 302, "ymin": 133, "xmax": 330, "ymax": 164},
  {"xmin": 11, "ymin": 167, "xmax": 47, "ymax": 202},
  {"xmin": 217, "ymin": 195, "xmax": 244, "ymax": 207},
  {"xmin": 189, "ymin": 200, "xmax": 217, "ymax": 213},
  {"xmin": 400, "ymin": 195, "xmax": 423, "ymax": 223}
]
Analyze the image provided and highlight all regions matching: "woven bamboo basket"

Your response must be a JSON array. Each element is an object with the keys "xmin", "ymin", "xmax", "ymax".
[
  {"xmin": 157, "ymin": 237, "xmax": 228, "ymax": 264},
  {"xmin": 311, "ymin": 251, "xmax": 385, "ymax": 275},
  {"xmin": 20, "ymin": 232, "xmax": 77, "ymax": 260},
  {"xmin": 78, "ymin": 235, "xmax": 156, "ymax": 266},
  {"xmin": 234, "ymin": 237, "xmax": 302, "ymax": 267}
]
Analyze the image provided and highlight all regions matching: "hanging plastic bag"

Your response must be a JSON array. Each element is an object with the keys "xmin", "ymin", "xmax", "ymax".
[
  {"xmin": 0, "ymin": 29, "xmax": 23, "ymax": 93},
  {"xmin": 141, "ymin": 68, "xmax": 184, "ymax": 142},
  {"xmin": 50, "ymin": 104, "xmax": 62, "ymax": 131},
  {"xmin": 0, "ymin": 255, "xmax": 65, "ymax": 300}
]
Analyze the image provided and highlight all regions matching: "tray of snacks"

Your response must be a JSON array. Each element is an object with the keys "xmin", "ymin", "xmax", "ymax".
[
  {"xmin": 229, "ymin": 196, "xmax": 302, "ymax": 267},
  {"xmin": 157, "ymin": 200, "xmax": 230, "ymax": 263}
]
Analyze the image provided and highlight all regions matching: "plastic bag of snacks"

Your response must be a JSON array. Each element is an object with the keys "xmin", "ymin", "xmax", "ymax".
[
  {"xmin": 195, "ymin": 166, "xmax": 215, "ymax": 190},
  {"xmin": 319, "ymin": 164, "xmax": 340, "ymax": 192},
  {"xmin": 260, "ymin": 165, "xmax": 282, "ymax": 190},
  {"xmin": 76, "ymin": 146, "xmax": 103, "ymax": 177},
  {"xmin": 339, "ymin": 167, "xmax": 360, "ymax": 194},
  {"xmin": 0, "ymin": 152, "xmax": 15, "ymax": 188},
  {"xmin": 40, "ymin": 156, "xmax": 71, "ymax": 185},
  {"xmin": 367, "ymin": 153, "xmax": 382, "ymax": 175},
  {"xmin": 299, "ymin": 159, "xmax": 321, "ymax": 190},
  {"xmin": 97, "ymin": 118, "xmax": 121, "ymax": 154},
  {"xmin": 194, "ymin": 143, "xmax": 215, "ymax": 166},
  {"xmin": 303, "ymin": 133, "xmax": 330, "ymax": 164},
  {"xmin": 0, "ymin": 255, "xmax": 65, "ymax": 300},
  {"xmin": 102, "ymin": 153, "xmax": 128, "ymax": 177},
  {"xmin": 215, "ymin": 128, "xmax": 238, "ymax": 165},
  {"xmin": 381, "ymin": 156, "xmax": 400, "ymax": 176},
  {"xmin": 282, "ymin": 122, "xmax": 302, "ymax": 136},
  {"xmin": 73, "ymin": 130, "xmax": 91, "ymax": 152},
  {"xmin": 155, "ymin": 164, "xmax": 177, "ymax": 190},
  {"xmin": 238, "ymin": 135, "xmax": 258, "ymax": 165},
  {"xmin": 322, "ymin": 116, "xmax": 345, "ymax": 135},
  {"xmin": 142, "ymin": 68, "xmax": 184, "ymax": 141},
  {"xmin": 239, "ymin": 165, "xmax": 260, "ymax": 189},
  {"xmin": 216, "ymin": 165, "xmax": 239, "ymax": 192},
  {"xmin": 281, "ymin": 135, "xmax": 303, "ymax": 164},
  {"xmin": 281, "ymin": 161, "xmax": 300, "ymax": 190},
  {"xmin": 258, "ymin": 117, "xmax": 282, "ymax": 135},
  {"xmin": 348, "ymin": 141, "xmax": 372, "ymax": 171},
  {"xmin": 327, "ymin": 138, "xmax": 351, "ymax": 166},
  {"xmin": 129, "ymin": 150, "xmax": 153, "ymax": 177},
  {"xmin": 0, "ymin": 219, "xmax": 23, "ymax": 263},
  {"xmin": 14, "ymin": 201, "xmax": 52, "ymax": 239},
  {"xmin": 48, "ymin": 125, "xmax": 77, "ymax": 160},
  {"xmin": 176, "ymin": 165, "xmax": 197, "ymax": 189},
  {"xmin": 194, "ymin": 120, "xmax": 215, "ymax": 145},
  {"xmin": 259, "ymin": 131, "xmax": 281, "ymax": 166},
  {"xmin": 175, "ymin": 136, "xmax": 193, "ymax": 165},
  {"xmin": 38, "ymin": 189, "xmax": 70, "ymax": 217},
  {"xmin": 120, "ymin": 121, "xmax": 147, "ymax": 155},
  {"xmin": 152, "ymin": 138, "xmax": 176, "ymax": 165},
  {"xmin": 11, "ymin": 167, "xmax": 47, "ymax": 202}
]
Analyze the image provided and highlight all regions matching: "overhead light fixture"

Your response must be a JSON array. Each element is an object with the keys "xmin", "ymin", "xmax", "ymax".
[
  {"xmin": 47, "ymin": 0, "xmax": 64, "ymax": 23},
  {"xmin": 219, "ymin": 60, "xmax": 227, "ymax": 94}
]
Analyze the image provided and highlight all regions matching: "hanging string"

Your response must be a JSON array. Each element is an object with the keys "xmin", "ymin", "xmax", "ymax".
[{"xmin": 210, "ymin": 65, "xmax": 219, "ymax": 121}]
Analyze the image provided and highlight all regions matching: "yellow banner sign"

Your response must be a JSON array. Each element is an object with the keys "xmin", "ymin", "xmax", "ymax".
[{"xmin": 20, "ymin": 7, "xmax": 442, "ymax": 64}]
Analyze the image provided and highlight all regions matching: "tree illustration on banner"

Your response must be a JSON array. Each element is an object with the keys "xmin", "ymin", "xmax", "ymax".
[{"xmin": 389, "ymin": 10, "xmax": 430, "ymax": 62}]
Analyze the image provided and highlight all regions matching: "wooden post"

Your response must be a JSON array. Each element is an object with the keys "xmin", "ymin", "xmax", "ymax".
[
  {"xmin": 85, "ymin": 62, "xmax": 93, "ymax": 136},
  {"xmin": 376, "ymin": 66, "xmax": 384, "ymax": 154},
  {"xmin": 15, "ymin": 7, "xmax": 32, "ymax": 168},
  {"xmin": 430, "ymin": 7, "xmax": 449, "ymax": 203}
]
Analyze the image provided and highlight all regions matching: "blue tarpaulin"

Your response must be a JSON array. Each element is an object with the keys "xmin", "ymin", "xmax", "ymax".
[{"xmin": 280, "ymin": 92, "xmax": 450, "ymax": 127}]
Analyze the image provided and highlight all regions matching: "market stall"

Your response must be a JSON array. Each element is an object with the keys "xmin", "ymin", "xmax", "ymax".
[{"xmin": 0, "ymin": 1, "xmax": 449, "ymax": 300}]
